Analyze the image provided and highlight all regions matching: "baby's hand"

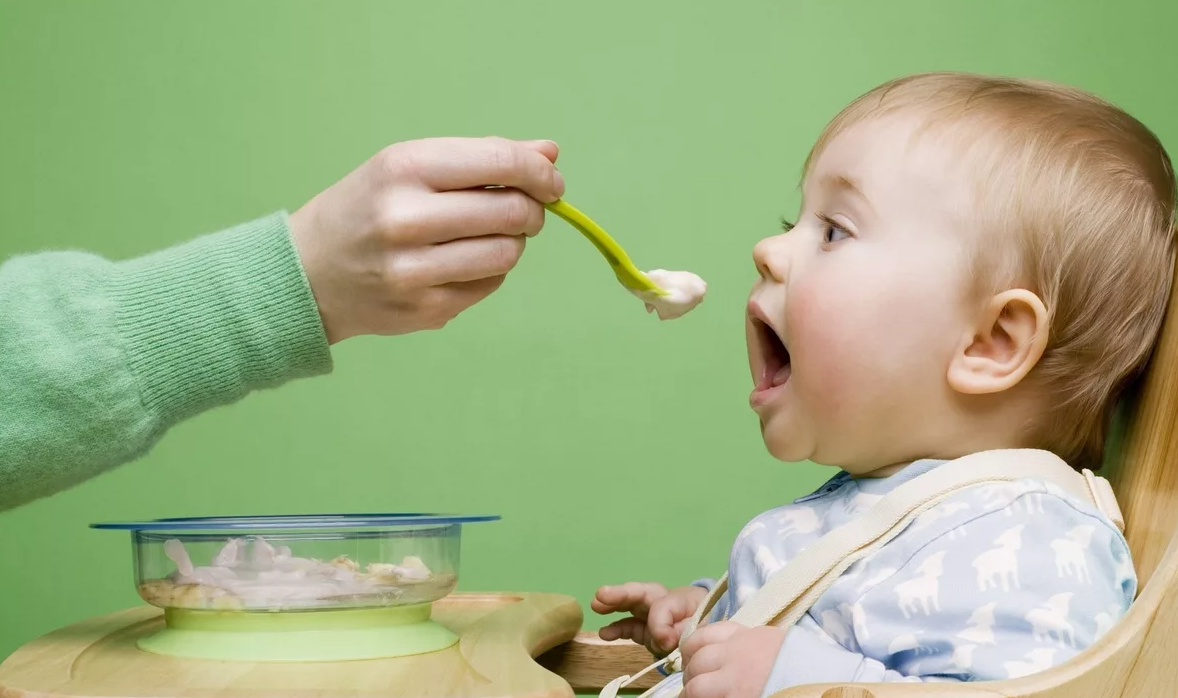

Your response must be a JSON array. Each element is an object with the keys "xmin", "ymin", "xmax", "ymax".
[
  {"xmin": 680, "ymin": 621, "xmax": 785, "ymax": 698},
  {"xmin": 592, "ymin": 582, "xmax": 708, "ymax": 656}
]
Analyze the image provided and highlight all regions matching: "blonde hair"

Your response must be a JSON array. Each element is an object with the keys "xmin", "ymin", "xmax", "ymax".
[{"xmin": 807, "ymin": 72, "xmax": 1177, "ymax": 470}]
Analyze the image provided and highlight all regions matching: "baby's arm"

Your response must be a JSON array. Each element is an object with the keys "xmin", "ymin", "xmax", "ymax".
[{"xmin": 761, "ymin": 488, "xmax": 1134, "ymax": 691}]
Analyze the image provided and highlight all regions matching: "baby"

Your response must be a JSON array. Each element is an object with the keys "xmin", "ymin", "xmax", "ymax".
[{"xmin": 594, "ymin": 72, "xmax": 1176, "ymax": 698}]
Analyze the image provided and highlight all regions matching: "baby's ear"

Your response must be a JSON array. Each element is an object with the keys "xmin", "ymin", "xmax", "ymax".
[{"xmin": 947, "ymin": 289, "xmax": 1049, "ymax": 395}]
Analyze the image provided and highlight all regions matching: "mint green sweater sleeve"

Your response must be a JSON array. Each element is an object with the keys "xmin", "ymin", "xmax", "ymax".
[{"xmin": 0, "ymin": 212, "xmax": 333, "ymax": 512}]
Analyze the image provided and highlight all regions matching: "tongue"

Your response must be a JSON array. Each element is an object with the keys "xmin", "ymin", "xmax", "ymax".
[{"xmin": 771, "ymin": 363, "xmax": 791, "ymax": 387}]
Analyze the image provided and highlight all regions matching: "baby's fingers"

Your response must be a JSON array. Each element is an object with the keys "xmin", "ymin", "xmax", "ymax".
[
  {"xmin": 680, "ymin": 621, "xmax": 743, "ymax": 667},
  {"xmin": 592, "ymin": 582, "xmax": 667, "ymax": 616},
  {"xmin": 647, "ymin": 599, "xmax": 690, "ymax": 653},
  {"xmin": 598, "ymin": 618, "xmax": 651, "ymax": 646}
]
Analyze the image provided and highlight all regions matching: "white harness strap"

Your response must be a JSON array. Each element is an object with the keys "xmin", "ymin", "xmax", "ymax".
[{"xmin": 598, "ymin": 449, "xmax": 1123, "ymax": 698}]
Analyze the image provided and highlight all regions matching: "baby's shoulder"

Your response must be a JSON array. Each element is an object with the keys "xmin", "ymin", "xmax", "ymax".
[
  {"xmin": 821, "ymin": 477, "xmax": 1137, "ymax": 613},
  {"xmin": 906, "ymin": 476, "xmax": 1122, "ymax": 539},
  {"xmin": 862, "ymin": 476, "xmax": 1134, "ymax": 582}
]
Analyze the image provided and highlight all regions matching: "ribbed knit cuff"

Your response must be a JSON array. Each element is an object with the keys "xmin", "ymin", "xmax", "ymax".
[{"xmin": 110, "ymin": 212, "xmax": 332, "ymax": 424}]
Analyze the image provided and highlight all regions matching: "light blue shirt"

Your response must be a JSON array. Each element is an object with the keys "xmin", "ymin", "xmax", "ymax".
[{"xmin": 646, "ymin": 458, "xmax": 1134, "ymax": 696}]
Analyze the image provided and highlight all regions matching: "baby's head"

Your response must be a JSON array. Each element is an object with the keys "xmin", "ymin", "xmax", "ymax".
[{"xmin": 747, "ymin": 72, "xmax": 1176, "ymax": 475}]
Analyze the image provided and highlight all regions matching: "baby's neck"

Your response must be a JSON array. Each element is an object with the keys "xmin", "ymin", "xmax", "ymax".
[
  {"xmin": 850, "ymin": 461, "xmax": 911, "ymax": 479},
  {"xmin": 844, "ymin": 394, "xmax": 1046, "ymax": 480}
]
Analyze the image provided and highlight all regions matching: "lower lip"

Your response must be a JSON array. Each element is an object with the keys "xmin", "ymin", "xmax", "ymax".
[{"xmin": 750, "ymin": 378, "xmax": 788, "ymax": 408}]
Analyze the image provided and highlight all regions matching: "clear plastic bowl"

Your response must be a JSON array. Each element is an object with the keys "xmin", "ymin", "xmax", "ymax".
[{"xmin": 92, "ymin": 514, "xmax": 500, "ymax": 613}]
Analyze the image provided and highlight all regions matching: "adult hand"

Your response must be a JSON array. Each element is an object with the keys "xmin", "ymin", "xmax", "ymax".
[{"xmin": 289, "ymin": 136, "xmax": 564, "ymax": 343}]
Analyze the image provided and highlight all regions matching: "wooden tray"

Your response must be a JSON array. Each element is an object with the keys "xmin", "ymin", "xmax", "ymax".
[{"xmin": 0, "ymin": 592, "xmax": 583, "ymax": 698}]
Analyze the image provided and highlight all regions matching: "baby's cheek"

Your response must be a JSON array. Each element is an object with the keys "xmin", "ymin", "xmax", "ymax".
[{"xmin": 786, "ymin": 287, "xmax": 862, "ymax": 417}]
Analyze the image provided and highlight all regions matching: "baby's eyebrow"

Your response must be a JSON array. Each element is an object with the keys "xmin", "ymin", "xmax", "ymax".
[{"xmin": 821, "ymin": 173, "xmax": 876, "ymax": 214}]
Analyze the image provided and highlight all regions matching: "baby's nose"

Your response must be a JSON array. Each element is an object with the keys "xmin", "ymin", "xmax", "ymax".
[{"xmin": 752, "ymin": 235, "xmax": 789, "ymax": 282}]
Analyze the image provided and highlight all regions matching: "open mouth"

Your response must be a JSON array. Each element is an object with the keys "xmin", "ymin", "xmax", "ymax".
[{"xmin": 751, "ymin": 313, "xmax": 791, "ymax": 398}]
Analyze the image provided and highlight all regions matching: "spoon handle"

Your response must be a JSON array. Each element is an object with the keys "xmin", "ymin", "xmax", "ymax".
[{"xmin": 544, "ymin": 199, "xmax": 666, "ymax": 295}]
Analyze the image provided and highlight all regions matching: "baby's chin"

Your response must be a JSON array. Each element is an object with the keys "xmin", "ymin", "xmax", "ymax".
[{"xmin": 759, "ymin": 420, "xmax": 815, "ymax": 464}]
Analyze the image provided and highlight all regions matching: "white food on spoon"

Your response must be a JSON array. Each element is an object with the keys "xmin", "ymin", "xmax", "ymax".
[{"xmin": 630, "ymin": 269, "xmax": 707, "ymax": 320}]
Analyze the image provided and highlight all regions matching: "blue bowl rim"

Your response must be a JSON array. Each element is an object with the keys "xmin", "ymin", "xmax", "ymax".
[{"xmin": 90, "ymin": 513, "xmax": 501, "ymax": 531}]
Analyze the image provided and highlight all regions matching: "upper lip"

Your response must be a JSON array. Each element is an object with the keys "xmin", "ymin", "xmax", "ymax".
[
  {"xmin": 747, "ymin": 300, "xmax": 786, "ymax": 349},
  {"xmin": 747, "ymin": 299, "xmax": 774, "ymax": 330}
]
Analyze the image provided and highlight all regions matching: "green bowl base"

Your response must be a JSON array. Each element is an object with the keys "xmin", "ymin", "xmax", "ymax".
[{"xmin": 137, "ymin": 603, "xmax": 458, "ymax": 662}]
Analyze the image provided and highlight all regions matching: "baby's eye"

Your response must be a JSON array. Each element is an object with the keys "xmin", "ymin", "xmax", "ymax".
[
  {"xmin": 779, "ymin": 216, "xmax": 796, "ymax": 233},
  {"xmin": 820, "ymin": 216, "xmax": 851, "ymax": 244}
]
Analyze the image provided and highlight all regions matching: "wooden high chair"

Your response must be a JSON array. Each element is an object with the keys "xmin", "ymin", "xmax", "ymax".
[{"xmin": 538, "ymin": 290, "xmax": 1178, "ymax": 698}]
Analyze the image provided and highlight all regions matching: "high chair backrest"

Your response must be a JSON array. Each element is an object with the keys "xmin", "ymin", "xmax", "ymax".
[{"xmin": 1106, "ymin": 297, "xmax": 1178, "ymax": 589}]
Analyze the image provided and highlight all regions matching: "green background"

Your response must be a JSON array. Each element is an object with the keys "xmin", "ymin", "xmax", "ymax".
[{"xmin": 1, "ymin": 0, "xmax": 1175, "ymax": 674}]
